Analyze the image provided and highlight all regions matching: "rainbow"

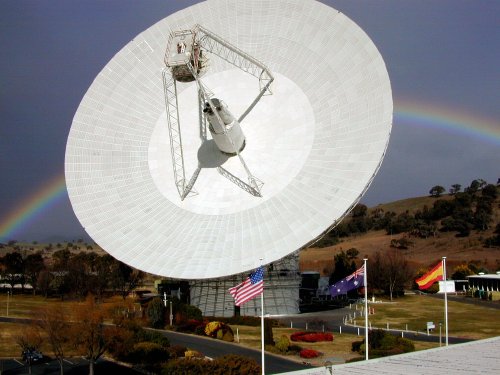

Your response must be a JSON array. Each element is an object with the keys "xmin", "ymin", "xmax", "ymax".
[
  {"xmin": 395, "ymin": 98, "xmax": 500, "ymax": 147},
  {"xmin": 0, "ymin": 174, "xmax": 67, "ymax": 242},
  {"xmin": 0, "ymin": 99, "xmax": 498, "ymax": 242}
]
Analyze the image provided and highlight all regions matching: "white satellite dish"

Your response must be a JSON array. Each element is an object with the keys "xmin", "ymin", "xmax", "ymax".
[{"xmin": 65, "ymin": 0, "xmax": 392, "ymax": 280}]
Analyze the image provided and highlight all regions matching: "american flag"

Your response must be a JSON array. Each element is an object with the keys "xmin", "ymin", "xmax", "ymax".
[{"xmin": 229, "ymin": 267, "xmax": 264, "ymax": 306}]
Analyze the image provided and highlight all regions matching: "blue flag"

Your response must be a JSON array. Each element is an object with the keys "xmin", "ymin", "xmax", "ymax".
[{"xmin": 330, "ymin": 265, "xmax": 365, "ymax": 297}]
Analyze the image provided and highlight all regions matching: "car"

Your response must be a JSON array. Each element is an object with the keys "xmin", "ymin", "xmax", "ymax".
[{"xmin": 21, "ymin": 348, "xmax": 43, "ymax": 363}]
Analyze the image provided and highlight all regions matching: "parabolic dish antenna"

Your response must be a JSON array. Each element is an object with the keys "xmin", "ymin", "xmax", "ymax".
[{"xmin": 65, "ymin": 0, "xmax": 392, "ymax": 279}]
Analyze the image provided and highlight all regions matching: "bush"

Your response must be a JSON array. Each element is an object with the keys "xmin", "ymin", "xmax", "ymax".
[
  {"xmin": 162, "ymin": 358, "xmax": 212, "ymax": 374},
  {"xmin": 275, "ymin": 335, "xmax": 290, "ymax": 353},
  {"xmin": 141, "ymin": 330, "xmax": 170, "ymax": 348},
  {"xmin": 214, "ymin": 354, "xmax": 261, "ymax": 374},
  {"xmin": 203, "ymin": 315, "xmax": 267, "ymax": 326},
  {"xmin": 162, "ymin": 355, "xmax": 261, "ymax": 375},
  {"xmin": 176, "ymin": 319, "xmax": 205, "ymax": 334},
  {"xmin": 290, "ymin": 331, "xmax": 334, "ymax": 342},
  {"xmin": 351, "ymin": 340, "xmax": 363, "ymax": 352},
  {"xmin": 184, "ymin": 350, "xmax": 203, "ymax": 359},
  {"xmin": 352, "ymin": 330, "xmax": 415, "ymax": 358},
  {"xmin": 167, "ymin": 344, "xmax": 188, "ymax": 359},
  {"xmin": 288, "ymin": 344, "xmax": 303, "ymax": 354},
  {"xmin": 205, "ymin": 321, "xmax": 222, "ymax": 337},
  {"xmin": 204, "ymin": 321, "xmax": 234, "ymax": 342},
  {"xmin": 299, "ymin": 349, "xmax": 321, "ymax": 358},
  {"xmin": 106, "ymin": 322, "xmax": 169, "ymax": 362},
  {"xmin": 147, "ymin": 297, "xmax": 166, "ymax": 328},
  {"xmin": 127, "ymin": 342, "xmax": 169, "ymax": 364}
]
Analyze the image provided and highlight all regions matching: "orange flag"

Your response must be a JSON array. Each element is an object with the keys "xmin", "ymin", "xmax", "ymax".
[{"xmin": 415, "ymin": 261, "xmax": 444, "ymax": 290}]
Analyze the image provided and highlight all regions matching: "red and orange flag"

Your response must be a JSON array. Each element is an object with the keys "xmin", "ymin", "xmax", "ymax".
[{"xmin": 415, "ymin": 261, "xmax": 444, "ymax": 290}]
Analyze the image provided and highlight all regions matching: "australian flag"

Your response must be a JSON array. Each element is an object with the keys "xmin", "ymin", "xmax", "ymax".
[{"xmin": 330, "ymin": 265, "xmax": 365, "ymax": 297}]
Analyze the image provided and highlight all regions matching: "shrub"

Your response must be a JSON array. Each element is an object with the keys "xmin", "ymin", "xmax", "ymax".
[
  {"xmin": 127, "ymin": 342, "xmax": 169, "ymax": 364},
  {"xmin": 162, "ymin": 358, "xmax": 212, "ymax": 374},
  {"xmin": 167, "ymin": 344, "xmax": 188, "ymax": 359},
  {"xmin": 205, "ymin": 321, "xmax": 222, "ymax": 337},
  {"xmin": 351, "ymin": 340, "xmax": 363, "ymax": 352},
  {"xmin": 214, "ymin": 354, "xmax": 261, "ymax": 374},
  {"xmin": 204, "ymin": 321, "xmax": 234, "ymax": 342},
  {"xmin": 176, "ymin": 319, "xmax": 205, "ymax": 334},
  {"xmin": 352, "ymin": 330, "xmax": 415, "ymax": 358},
  {"xmin": 275, "ymin": 335, "xmax": 290, "ymax": 353},
  {"xmin": 147, "ymin": 297, "xmax": 165, "ymax": 328},
  {"xmin": 290, "ymin": 331, "xmax": 333, "ymax": 342},
  {"xmin": 184, "ymin": 350, "xmax": 203, "ymax": 359},
  {"xmin": 299, "ymin": 349, "xmax": 321, "ymax": 359},
  {"xmin": 203, "ymin": 315, "xmax": 269, "ymax": 326},
  {"xmin": 288, "ymin": 344, "xmax": 303, "ymax": 354},
  {"xmin": 162, "ymin": 355, "xmax": 261, "ymax": 375},
  {"xmin": 141, "ymin": 330, "xmax": 170, "ymax": 348}
]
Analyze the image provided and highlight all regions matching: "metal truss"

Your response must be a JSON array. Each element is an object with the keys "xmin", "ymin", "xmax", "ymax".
[
  {"xmin": 195, "ymin": 25, "xmax": 274, "ymax": 123},
  {"xmin": 162, "ymin": 69, "xmax": 186, "ymax": 198},
  {"xmin": 162, "ymin": 25, "xmax": 273, "ymax": 200},
  {"xmin": 186, "ymin": 60, "xmax": 263, "ymax": 196}
]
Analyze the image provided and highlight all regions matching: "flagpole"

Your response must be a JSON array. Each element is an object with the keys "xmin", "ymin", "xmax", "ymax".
[
  {"xmin": 260, "ymin": 260, "xmax": 265, "ymax": 375},
  {"xmin": 442, "ymin": 256, "xmax": 448, "ymax": 346},
  {"xmin": 364, "ymin": 258, "xmax": 368, "ymax": 361}
]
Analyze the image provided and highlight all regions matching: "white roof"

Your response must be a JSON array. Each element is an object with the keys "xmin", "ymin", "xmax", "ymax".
[
  {"xmin": 281, "ymin": 336, "xmax": 500, "ymax": 375},
  {"xmin": 336, "ymin": 336, "xmax": 500, "ymax": 374},
  {"xmin": 65, "ymin": 0, "xmax": 392, "ymax": 279}
]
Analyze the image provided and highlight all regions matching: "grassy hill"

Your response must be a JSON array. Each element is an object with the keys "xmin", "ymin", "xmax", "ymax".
[
  {"xmin": 2, "ymin": 188, "xmax": 499, "ymax": 279},
  {"xmin": 301, "ymin": 192, "xmax": 500, "ymax": 276}
]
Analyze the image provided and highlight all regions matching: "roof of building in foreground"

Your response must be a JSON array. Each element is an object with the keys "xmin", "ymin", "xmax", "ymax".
[{"xmin": 279, "ymin": 336, "xmax": 500, "ymax": 375}]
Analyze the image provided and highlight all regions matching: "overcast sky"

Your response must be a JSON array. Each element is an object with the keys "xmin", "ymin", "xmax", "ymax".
[{"xmin": 0, "ymin": 0, "xmax": 498, "ymax": 242}]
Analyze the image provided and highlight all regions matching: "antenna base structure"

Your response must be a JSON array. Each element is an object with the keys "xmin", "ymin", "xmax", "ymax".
[{"xmin": 162, "ymin": 25, "xmax": 273, "ymax": 200}]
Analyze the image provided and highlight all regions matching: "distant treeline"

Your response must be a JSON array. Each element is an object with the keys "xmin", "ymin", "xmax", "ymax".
[
  {"xmin": 0, "ymin": 248, "xmax": 143, "ymax": 299},
  {"xmin": 316, "ymin": 179, "xmax": 500, "ymax": 248}
]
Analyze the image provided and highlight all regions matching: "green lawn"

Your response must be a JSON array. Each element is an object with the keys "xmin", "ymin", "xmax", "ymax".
[{"xmin": 352, "ymin": 295, "xmax": 500, "ymax": 339}]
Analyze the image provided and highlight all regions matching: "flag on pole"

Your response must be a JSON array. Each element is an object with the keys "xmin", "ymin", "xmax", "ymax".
[
  {"xmin": 330, "ymin": 265, "xmax": 365, "ymax": 297},
  {"xmin": 415, "ymin": 261, "xmax": 444, "ymax": 290},
  {"xmin": 229, "ymin": 267, "xmax": 264, "ymax": 306}
]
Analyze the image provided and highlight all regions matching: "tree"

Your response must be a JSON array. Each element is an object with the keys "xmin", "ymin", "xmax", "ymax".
[
  {"xmin": 429, "ymin": 185, "xmax": 445, "ymax": 197},
  {"xmin": 24, "ymin": 252, "xmax": 45, "ymax": 295},
  {"xmin": 451, "ymin": 264, "xmax": 474, "ymax": 280},
  {"xmin": 146, "ymin": 297, "xmax": 166, "ymax": 329},
  {"xmin": 369, "ymin": 251, "xmax": 412, "ymax": 300},
  {"xmin": 346, "ymin": 248, "xmax": 359, "ymax": 260},
  {"xmin": 484, "ymin": 224, "xmax": 500, "ymax": 247},
  {"xmin": 449, "ymin": 184, "xmax": 461, "ymax": 195},
  {"xmin": 351, "ymin": 204, "xmax": 368, "ymax": 218},
  {"xmin": 15, "ymin": 324, "xmax": 42, "ymax": 375},
  {"xmin": 72, "ymin": 295, "xmax": 108, "ymax": 375},
  {"xmin": 329, "ymin": 250, "xmax": 356, "ymax": 285},
  {"xmin": 37, "ymin": 305, "xmax": 71, "ymax": 375},
  {"xmin": 2, "ymin": 251, "xmax": 24, "ymax": 292},
  {"xmin": 108, "ymin": 260, "xmax": 144, "ymax": 299},
  {"xmin": 481, "ymin": 184, "xmax": 498, "ymax": 199}
]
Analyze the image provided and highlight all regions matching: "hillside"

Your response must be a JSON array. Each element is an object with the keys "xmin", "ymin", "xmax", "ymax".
[
  {"xmin": 2, "ymin": 187, "xmax": 499, "ymax": 279},
  {"xmin": 301, "ymin": 190, "xmax": 500, "ymax": 276}
]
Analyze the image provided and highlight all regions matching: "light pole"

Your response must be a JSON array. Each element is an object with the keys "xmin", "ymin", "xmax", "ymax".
[
  {"xmin": 6, "ymin": 290, "xmax": 11, "ymax": 316},
  {"xmin": 163, "ymin": 291, "xmax": 173, "ymax": 326},
  {"xmin": 170, "ymin": 300, "xmax": 173, "ymax": 326},
  {"xmin": 439, "ymin": 322, "xmax": 442, "ymax": 347}
]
